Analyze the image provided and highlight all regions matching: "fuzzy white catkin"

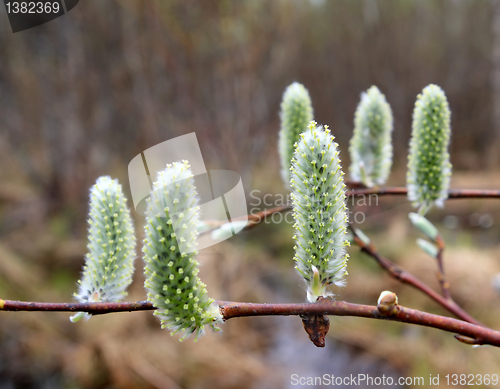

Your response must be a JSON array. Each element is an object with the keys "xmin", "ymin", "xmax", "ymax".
[
  {"xmin": 349, "ymin": 86, "xmax": 393, "ymax": 187},
  {"xmin": 143, "ymin": 160, "xmax": 222, "ymax": 341},
  {"xmin": 71, "ymin": 176, "xmax": 136, "ymax": 322},
  {"xmin": 278, "ymin": 82, "xmax": 314, "ymax": 188},
  {"xmin": 407, "ymin": 84, "xmax": 452, "ymax": 215},
  {"xmin": 290, "ymin": 121, "xmax": 350, "ymax": 302}
]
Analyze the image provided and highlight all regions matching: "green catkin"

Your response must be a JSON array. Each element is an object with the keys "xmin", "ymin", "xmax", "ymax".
[
  {"xmin": 143, "ymin": 160, "xmax": 222, "ymax": 341},
  {"xmin": 290, "ymin": 121, "xmax": 350, "ymax": 302},
  {"xmin": 349, "ymin": 86, "xmax": 393, "ymax": 187},
  {"xmin": 279, "ymin": 82, "xmax": 314, "ymax": 188},
  {"xmin": 71, "ymin": 176, "xmax": 136, "ymax": 322},
  {"xmin": 407, "ymin": 84, "xmax": 452, "ymax": 215}
]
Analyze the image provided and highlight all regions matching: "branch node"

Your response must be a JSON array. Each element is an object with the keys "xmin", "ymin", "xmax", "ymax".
[
  {"xmin": 454, "ymin": 334, "xmax": 483, "ymax": 345},
  {"xmin": 219, "ymin": 305, "xmax": 229, "ymax": 322},
  {"xmin": 435, "ymin": 235, "xmax": 445, "ymax": 250}
]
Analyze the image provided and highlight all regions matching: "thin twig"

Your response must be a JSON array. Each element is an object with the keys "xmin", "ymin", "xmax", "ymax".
[
  {"xmin": 219, "ymin": 300, "xmax": 500, "ymax": 346},
  {"xmin": 236, "ymin": 186, "xmax": 500, "ymax": 231},
  {"xmin": 233, "ymin": 203, "xmax": 482, "ymax": 326},
  {"xmin": 1, "ymin": 298, "xmax": 499, "ymax": 346},
  {"xmin": 230, "ymin": 192, "xmax": 485, "ymax": 326},
  {"xmin": 200, "ymin": 205, "xmax": 291, "ymax": 233},
  {"xmin": 239, "ymin": 205, "xmax": 291, "ymax": 229},
  {"xmin": 201, "ymin": 186, "xmax": 500, "ymax": 235},
  {"xmin": 2, "ymin": 185, "xmax": 496, "ymax": 346},
  {"xmin": 435, "ymin": 235, "xmax": 451, "ymax": 301},
  {"xmin": 0, "ymin": 299, "xmax": 155, "ymax": 315},
  {"xmin": 347, "ymin": 187, "xmax": 500, "ymax": 199},
  {"xmin": 350, "ymin": 231, "xmax": 482, "ymax": 326}
]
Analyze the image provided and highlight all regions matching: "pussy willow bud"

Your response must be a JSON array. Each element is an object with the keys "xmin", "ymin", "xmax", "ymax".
[
  {"xmin": 290, "ymin": 121, "xmax": 350, "ymax": 302},
  {"xmin": 143, "ymin": 161, "xmax": 222, "ymax": 341},
  {"xmin": 210, "ymin": 220, "xmax": 248, "ymax": 241},
  {"xmin": 353, "ymin": 227, "xmax": 371, "ymax": 246},
  {"xmin": 416, "ymin": 238, "xmax": 438, "ymax": 259},
  {"xmin": 377, "ymin": 290, "xmax": 399, "ymax": 316},
  {"xmin": 279, "ymin": 82, "xmax": 314, "ymax": 188},
  {"xmin": 71, "ymin": 176, "xmax": 136, "ymax": 322},
  {"xmin": 407, "ymin": 84, "xmax": 452, "ymax": 215},
  {"xmin": 349, "ymin": 86, "xmax": 393, "ymax": 187},
  {"xmin": 408, "ymin": 212, "xmax": 439, "ymax": 241}
]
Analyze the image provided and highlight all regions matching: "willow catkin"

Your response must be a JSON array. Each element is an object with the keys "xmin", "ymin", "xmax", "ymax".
[
  {"xmin": 71, "ymin": 176, "xmax": 136, "ymax": 322},
  {"xmin": 290, "ymin": 121, "xmax": 350, "ymax": 302},
  {"xmin": 143, "ymin": 161, "xmax": 222, "ymax": 341},
  {"xmin": 407, "ymin": 84, "xmax": 452, "ymax": 215},
  {"xmin": 349, "ymin": 86, "xmax": 393, "ymax": 187},
  {"xmin": 279, "ymin": 82, "xmax": 314, "ymax": 188}
]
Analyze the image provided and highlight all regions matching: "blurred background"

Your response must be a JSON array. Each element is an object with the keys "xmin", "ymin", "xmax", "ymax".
[{"xmin": 1, "ymin": 0, "xmax": 500, "ymax": 388}]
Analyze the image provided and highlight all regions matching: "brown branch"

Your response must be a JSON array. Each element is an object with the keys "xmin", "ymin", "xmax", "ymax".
[
  {"xmin": 0, "ymin": 299, "xmax": 155, "ymax": 315},
  {"xmin": 232, "ymin": 202, "xmax": 482, "ymax": 326},
  {"xmin": 231, "ymin": 187, "xmax": 490, "ymax": 326},
  {"xmin": 220, "ymin": 299, "xmax": 499, "ymax": 346},
  {"xmin": 199, "ymin": 205, "xmax": 291, "ymax": 233},
  {"xmin": 3, "ymin": 185, "xmax": 495, "ymax": 346},
  {"xmin": 197, "ymin": 186, "xmax": 500, "ymax": 236},
  {"xmin": 240, "ymin": 204, "xmax": 291, "ymax": 229},
  {"xmin": 435, "ymin": 235, "xmax": 451, "ymax": 301},
  {"xmin": 1, "ymin": 298, "xmax": 499, "ymax": 347},
  {"xmin": 236, "ymin": 186, "xmax": 500, "ymax": 231},
  {"xmin": 347, "ymin": 187, "xmax": 500, "ymax": 199},
  {"xmin": 350, "ymin": 231, "xmax": 482, "ymax": 326}
]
